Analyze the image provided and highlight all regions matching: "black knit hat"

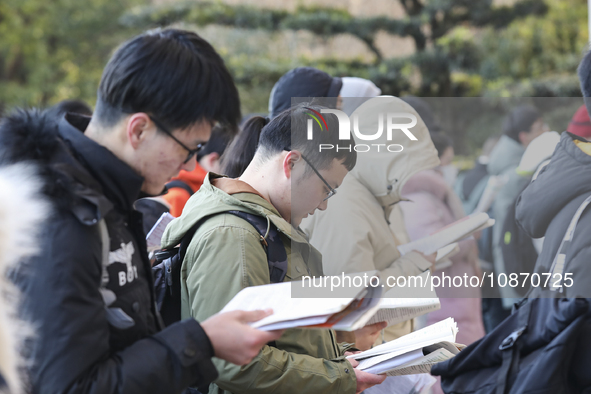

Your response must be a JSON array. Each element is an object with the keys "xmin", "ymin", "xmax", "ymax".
[{"xmin": 268, "ymin": 67, "xmax": 342, "ymax": 118}]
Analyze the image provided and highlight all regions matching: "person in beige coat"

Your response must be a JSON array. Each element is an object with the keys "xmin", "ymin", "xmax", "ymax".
[{"xmin": 301, "ymin": 96, "xmax": 440, "ymax": 344}]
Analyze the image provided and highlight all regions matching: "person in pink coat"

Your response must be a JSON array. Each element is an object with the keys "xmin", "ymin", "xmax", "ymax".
[{"xmin": 399, "ymin": 133, "xmax": 485, "ymax": 348}]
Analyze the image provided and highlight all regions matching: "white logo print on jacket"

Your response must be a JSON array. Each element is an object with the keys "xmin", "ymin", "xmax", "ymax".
[{"xmin": 108, "ymin": 242, "xmax": 138, "ymax": 286}]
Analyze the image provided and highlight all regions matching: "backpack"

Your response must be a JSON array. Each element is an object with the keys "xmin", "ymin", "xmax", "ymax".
[
  {"xmin": 431, "ymin": 195, "xmax": 591, "ymax": 394},
  {"xmin": 431, "ymin": 297, "xmax": 591, "ymax": 394},
  {"xmin": 500, "ymin": 193, "xmax": 538, "ymax": 297},
  {"xmin": 152, "ymin": 210, "xmax": 287, "ymax": 327}
]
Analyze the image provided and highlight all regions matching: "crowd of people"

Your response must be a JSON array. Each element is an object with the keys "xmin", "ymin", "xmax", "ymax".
[{"xmin": 1, "ymin": 27, "xmax": 591, "ymax": 394}]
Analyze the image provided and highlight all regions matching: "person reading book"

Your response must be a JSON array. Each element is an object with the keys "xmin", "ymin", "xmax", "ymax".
[
  {"xmin": 301, "ymin": 96, "xmax": 440, "ymax": 345},
  {"xmin": 162, "ymin": 104, "xmax": 387, "ymax": 394}
]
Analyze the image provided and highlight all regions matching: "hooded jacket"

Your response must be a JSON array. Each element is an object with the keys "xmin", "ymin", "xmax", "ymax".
[
  {"xmin": 0, "ymin": 110, "xmax": 217, "ymax": 394},
  {"xmin": 339, "ymin": 77, "xmax": 382, "ymax": 116},
  {"xmin": 301, "ymin": 96, "xmax": 440, "ymax": 341},
  {"xmin": 268, "ymin": 67, "xmax": 342, "ymax": 118},
  {"xmin": 161, "ymin": 174, "xmax": 356, "ymax": 394},
  {"xmin": 516, "ymin": 132, "xmax": 591, "ymax": 298},
  {"xmin": 487, "ymin": 135, "xmax": 529, "ymax": 303},
  {"xmin": 0, "ymin": 163, "xmax": 49, "ymax": 394}
]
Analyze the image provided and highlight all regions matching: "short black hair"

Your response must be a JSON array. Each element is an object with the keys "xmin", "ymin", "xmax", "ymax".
[
  {"xmin": 95, "ymin": 28, "xmax": 240, "ymax": 132},
  {"xmin": 430, "ymin": 132, "xmax": 453, "ymax": 158},
  {"xmin": 502, "ymin": 105, "xmax": 541, "ymax": 143},
  {"xmin": 257, "ymin": 103, "xmax": 356, "ymax": 173},
  {"xmin": 47, "ymin": 100, "xmax": 93, "ymax": 119},
  {"xmin": 578, "ymin": 50, "xmax": 591, "ymax": 116},
  {"xmin": 197, "ymin": 124, "xmax": 232, "ymax": 161}
]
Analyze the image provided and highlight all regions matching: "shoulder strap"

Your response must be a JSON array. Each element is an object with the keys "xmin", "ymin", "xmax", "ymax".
[
  {"xmin": 548, "ymin": 194, "xmax": 591, "ymax": 292},
  {"xmin": 166, "ymin": 179, "xmax": 194, "ymax": 196},
  {"xmin": 167, "ymin": 211, "xmax": 288, "ymax": 284},
  {"xmin": 227, "ymin": 211, "xmax": 288, "ymax": 283},
  {"xmin": 496, "ymin": 299, "xmax": 533, "ymax": 394},
  {"xmin": 99, "ymin": 219, "xmax": 110, "ymax": 288}
]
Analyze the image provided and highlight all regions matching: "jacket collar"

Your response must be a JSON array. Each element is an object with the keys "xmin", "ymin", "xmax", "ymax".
[
  {"xmin": 58, "ymin": 113, "xmax": 144, "ymax": 213},
  {"xmin": 206, "ymin": 173, "xmax": 309, "ymax": 243}
]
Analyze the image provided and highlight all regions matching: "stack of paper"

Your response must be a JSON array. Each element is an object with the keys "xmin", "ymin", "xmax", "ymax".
[{"xmin": 347, "ymin": 318, "xmax": 464, "ymax": 376}]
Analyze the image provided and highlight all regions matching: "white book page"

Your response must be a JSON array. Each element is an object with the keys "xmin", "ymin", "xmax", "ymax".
[
  {"xmin": 256, "ymin": 315, "xmax": 331, "ymax": 331},
  {"xmin": 349, "ymin": 318, "xmax": 457, "ymax": 362},
  {"xmin": 384, "ymin": 348, "xmax": 456, "ymax": 376},
  {"xmin": 362, "ymin": 349, "xmax": 423, "ymax": 374},
  {"xmin": 146, "ymin": 212, "xmax": 175, "ymax": 250},
  {"xmin": 366, "ymin": 300, "xmax": 441, "ymax": 327},
  {"xmin": 219, "ymin": 281, "xmax": 359, "ymax": 329},
  {"xmin": 332, "ymin": 285, "xmax": 383, "ymax": 331},
  {"xmin": 397, "ymin": 213, "xmax": 493, "ymax": 256}
]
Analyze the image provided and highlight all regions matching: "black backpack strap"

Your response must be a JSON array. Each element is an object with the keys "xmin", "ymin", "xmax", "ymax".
[
  {"xmin": 166, "ymin": 179, "xmax": 194, "ymax": 196},
  {"xmin": 227, "ymin": 210, "xmax": 287, "ymax": 283},
  {"xmin": 496, "ymin": 300, "xmax": 533, "ymax": 394}
]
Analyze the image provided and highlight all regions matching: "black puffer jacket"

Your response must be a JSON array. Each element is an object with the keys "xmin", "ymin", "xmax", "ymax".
[
  {"xmin": 0, "ymin": 110, "xmax": 217, "ymax": 394},
  {"xmin": 516, "ymin": 132, "xmax": 591, "ymax": 298}
]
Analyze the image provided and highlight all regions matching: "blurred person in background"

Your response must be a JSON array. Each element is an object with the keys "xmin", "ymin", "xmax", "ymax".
[
  {"xmin": 431, "ymin": 132, "xmax": 458, "ymax": 187},
  {"xmin": 268, "ymin": 67, "xmax": 342, "ymax": 119},
  {"xmin": 45, "ymin": 99, "xmax": 93, "ymax": 121},
  {"xmin": 219, "ymin": 116, "xmax": 267, "ymax": 178},
  {"xmin": 566, "ymin": 104, "xmax": 591, "ymax": 141},
  {"xmin": 454, "ymin": 135, "xmax": 503, "ymax": 333},
  {"xmin": 515, "ymin": 57, "xmax": 591, "ymax": 299},
  {"xmin": 487, "ymin": 105, "xmax": 548, "ymax": 312},
  {"xmin": 163, "ymin": 125, "xmax": 234, "ymax": 217},
  {"xmin": 339, "ymin": 76, "xmax": 381, "ymax": 116}
]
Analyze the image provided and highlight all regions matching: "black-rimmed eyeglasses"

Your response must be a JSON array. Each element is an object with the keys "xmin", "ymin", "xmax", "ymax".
[
  {"xmin": 285, "ymin": 148, "xmax": 337, "ymax": 201},
  {"xmin": 149, "ymin": 116, "xmax": 204, "ymax": 164}
]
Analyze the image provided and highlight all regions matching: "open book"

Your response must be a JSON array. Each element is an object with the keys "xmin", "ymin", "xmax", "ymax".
[
  {"xmin": 220, "ymin": 273, "xmax": 440, "ymax": 331},
  {"xmin": 348, "ymin": 318, "xmax": 464, "ymax": 376},
  {"xmin": 397, "ymin": 212, "xmax": 494, "ymax": 256},
  {"xmin": 220, "ymin": 280, "xmax": 383, "ymax": 331},
  {"xmin": 365, "ymin": 272, "xmax": 440, "ymax": 327}
]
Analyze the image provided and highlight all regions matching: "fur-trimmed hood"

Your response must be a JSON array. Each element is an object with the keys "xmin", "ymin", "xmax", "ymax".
[
  {"xmin": 0, "ymin": 109, "xmax": 141, "ymax": 223},
  {"xmin": 0, "ymin": 163, "xmax": 49, "ymax": 394},
  {"xmin": 0, "ymin": 109, "xmax": 78, "ymax": 211}
]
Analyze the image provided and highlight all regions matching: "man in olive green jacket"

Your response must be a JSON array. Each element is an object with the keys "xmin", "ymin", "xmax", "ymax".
[{"xmin": 162, "ymin": 105, "xmax": 386, "ymax": 394}]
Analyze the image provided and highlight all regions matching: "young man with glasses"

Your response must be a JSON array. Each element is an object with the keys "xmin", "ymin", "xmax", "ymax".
[
  {"xmin": 162, "ymin": 104, "xmax": 387, "ymax": 394},
  {"xmin": 0, "ymin": 29, "xmax": 282, "ymax": 394}
]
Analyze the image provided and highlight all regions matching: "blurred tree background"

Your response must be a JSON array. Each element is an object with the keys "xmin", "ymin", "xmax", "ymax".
[{"xmin": 0, "ymin": 0, "xmax": 588, "ymax": 153}]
